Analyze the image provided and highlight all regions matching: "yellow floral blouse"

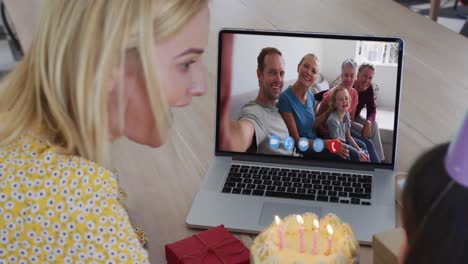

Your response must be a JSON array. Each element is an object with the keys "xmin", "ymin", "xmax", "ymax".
[{"xmin": 0, "ymin": 129, "xmax": 149, "ymax": 263}]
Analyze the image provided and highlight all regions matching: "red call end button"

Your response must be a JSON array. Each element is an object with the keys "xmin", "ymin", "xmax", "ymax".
[{"xmin": 328, "ymin": 139, "xmax": 341, "ymax": 154}]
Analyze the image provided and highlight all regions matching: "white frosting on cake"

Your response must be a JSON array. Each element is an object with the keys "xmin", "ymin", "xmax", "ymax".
[{"xmin": 251, "ymin": 213, "xmax": 359, "ymax": 264}]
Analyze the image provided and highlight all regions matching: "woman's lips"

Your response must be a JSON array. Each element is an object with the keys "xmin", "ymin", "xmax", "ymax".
[
  {"xmin": 175, "ymin": 96, "xmax": 192, "ymax": 107},
  {"xmin": 302, "ymin": 75, "xmax": 312, "ymax": 82}
]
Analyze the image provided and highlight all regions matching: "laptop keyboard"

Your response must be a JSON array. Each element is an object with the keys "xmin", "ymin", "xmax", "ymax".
[{"xmin": 222, "ymin": 164, "xmax": 372, "ymax": 206}]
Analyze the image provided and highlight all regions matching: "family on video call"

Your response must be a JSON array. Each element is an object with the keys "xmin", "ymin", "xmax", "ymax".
[{"xmin": 221, "ymin": 44, "xmax": 389, "ymax": 164}]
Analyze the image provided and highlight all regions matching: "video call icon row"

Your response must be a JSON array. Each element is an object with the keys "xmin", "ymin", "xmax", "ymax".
[{"xmin": 269, "ymin": 135, "xmax": 325, "ymax": 153}]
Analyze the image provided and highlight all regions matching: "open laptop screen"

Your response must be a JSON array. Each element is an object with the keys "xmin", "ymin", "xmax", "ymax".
[{"xmin": 216, "ymin": 29, "xmax": 403, "ymax": 169}]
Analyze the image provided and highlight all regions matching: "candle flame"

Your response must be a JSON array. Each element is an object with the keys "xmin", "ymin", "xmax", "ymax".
[
  {"xmin": 275, "ymin": 215, "xmax": 281, "ymax": 225},
  {"xmin": 296, "ymin": 215, "xmax": 304, "ymax": 225},
  {"xmin": 313, "ymin": 218, "xmax": 319, "ymax": 229},
  {"xmin": 327, "ymin": 224, "xmax": 334, "ymax": 236}
]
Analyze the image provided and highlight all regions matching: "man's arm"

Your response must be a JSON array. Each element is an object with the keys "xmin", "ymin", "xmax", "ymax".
[
  {"xmin": 349, "ymin": 89, "xmax": 359, "ymax": 123},
  {"xmin": 365, "ymin": 87, "xmax": 377, "ymax": 123},
  {"xmin": 225, "ymin": 119, "xmax": 255, "ymax": 152},
  {"xmin": 361, "ymin": 88, "xmax": 376, "ymax": 139}
]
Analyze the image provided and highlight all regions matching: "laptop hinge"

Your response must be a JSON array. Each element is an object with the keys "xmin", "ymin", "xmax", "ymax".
[{"xmin": 231, "ymin": 154, "xmax": 375, "ymax": 172}]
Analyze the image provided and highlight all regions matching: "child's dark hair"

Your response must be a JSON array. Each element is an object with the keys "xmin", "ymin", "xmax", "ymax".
[{"xmin": 402, "ymin": 143, "xmax": 468, "ymax": 263}]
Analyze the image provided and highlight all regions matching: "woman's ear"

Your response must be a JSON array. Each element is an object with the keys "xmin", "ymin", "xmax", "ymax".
[
  {"xmin": 109, "ymin": 49, "xmax": 141, "ymax": 92},
  {"xmin": 398, "ymin": 230, "xmax": 408, "ymax": 264},
  {"xmin": 108, "ymin": 60, "xmax": 132, "ymax": 140},
  {"xmin": 108, "ymin": 67, "xmax": 125, "ymax": 140},
  {"xmin": 109, "ymin": 66, "xmax": 124, "ymax": 92}
]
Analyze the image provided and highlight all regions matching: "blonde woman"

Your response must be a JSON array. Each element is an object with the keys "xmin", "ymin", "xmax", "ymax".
[{"xmin": 0, "ymin": 0, "xmax": 209, "ymax": 262}]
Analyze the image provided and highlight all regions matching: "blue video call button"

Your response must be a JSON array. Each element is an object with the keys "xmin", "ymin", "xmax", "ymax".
[
  {"xmin": 283, "ymin": 136, "xmax": 294, "ymax": 151},
  {"xmin": 269, "ymin": 135, "xmax": 280, "ymax": 149},
  {"xmin": 298, "ymin": 137, "xmax": 309, "ymax": 152},
  {"xmin": 313, "ymin": 138, "xmax": 324, "ymax": 153}
]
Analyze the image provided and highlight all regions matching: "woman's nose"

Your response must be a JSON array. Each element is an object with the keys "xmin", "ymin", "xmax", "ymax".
[
  {"xmin": 190, "ymin": 64, "xmax": 207, "ymax": 96},
  {"xmin": 190, "ymin": 82, "xmax": 207, "ymax": 96}
]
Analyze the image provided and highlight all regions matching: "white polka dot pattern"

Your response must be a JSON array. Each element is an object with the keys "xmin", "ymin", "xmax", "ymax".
[{"xmin": 0, "ymin": 132, "xmax": 149, "ymax": 263}]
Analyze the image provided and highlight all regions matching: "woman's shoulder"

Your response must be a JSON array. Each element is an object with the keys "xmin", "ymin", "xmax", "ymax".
[
  {"xmin": 1, "ymin": 131, "xmax": 118, "ymax": 193},
  {"xmin": 38, "ymin": 149, "xmax": 118, "ymax": 190},
  {"xmin": 284, "ymin": 85, "xmax": 293, "ymax": 92},
  {"xmin": 279, "ymin": 86, "xmax": 293, "ymax": 98},
  {"xmin": 277, "ymin": 86, "xmax": 294, "ymax": 109}
]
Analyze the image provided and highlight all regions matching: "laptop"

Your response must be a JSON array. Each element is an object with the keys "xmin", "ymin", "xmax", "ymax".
[{"xmin": 187, "ymin": 29, "xmax": 403, "ymax": 244}]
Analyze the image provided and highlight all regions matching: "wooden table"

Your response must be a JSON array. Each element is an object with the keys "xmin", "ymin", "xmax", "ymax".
[{"xmin": 5, "ymin": 0, "xmax": 468, "ymax": 263}]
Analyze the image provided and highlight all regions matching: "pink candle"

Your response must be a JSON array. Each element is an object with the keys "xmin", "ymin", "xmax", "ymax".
[
  {"xmin": 326, "ymin": 224, "xmax": 334, "ymax": 255},
  {"xmin": 274, "ymin": 215, "xmax": 285, "ymax": 250},
  {"xmin": 312, "ymin": 218, "xmax": 319, "ymax": 254},
  {"xmin": 296, "ymin": 215, "xmax": 305, "ymax": 253}
]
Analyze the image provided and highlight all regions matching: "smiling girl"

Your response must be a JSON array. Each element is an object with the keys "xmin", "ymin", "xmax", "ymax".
[{"xmin": 326, "ymin": 86, "xmax": 370, "ymax": 162}]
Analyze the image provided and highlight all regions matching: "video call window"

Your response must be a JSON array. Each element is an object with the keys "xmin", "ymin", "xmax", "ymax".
[{"xmin": 217, "ymin": 31, "xmax": 402, "ymax": 166}]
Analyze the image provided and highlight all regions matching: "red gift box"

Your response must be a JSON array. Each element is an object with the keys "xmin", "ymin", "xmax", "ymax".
[{"xmin": 165, "ymin": 225, "xmax": 250, "ymax": 264}]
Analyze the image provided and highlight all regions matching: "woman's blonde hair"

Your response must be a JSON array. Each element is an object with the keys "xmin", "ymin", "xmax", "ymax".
[
  {"xmin": 328, "ymin": 86, "xmax": 350, "ymax": 112},
  {"xmin": 298, "ymin": 53, "xmax": 319, "ymax": 66},
  {"xmin": 0, "ymin": 0, "xmax": 207, "ymax": 167}
]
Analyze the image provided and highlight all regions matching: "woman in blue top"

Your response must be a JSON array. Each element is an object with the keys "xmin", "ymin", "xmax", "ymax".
[{"xmin": 277, "ymin": 54, "xmax": 348, "ymax": 160}]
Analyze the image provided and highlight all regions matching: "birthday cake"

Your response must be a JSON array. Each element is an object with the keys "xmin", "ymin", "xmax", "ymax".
[{"xmin": 251, "ymin": 213, "xmax": 359, "ymax": 264}]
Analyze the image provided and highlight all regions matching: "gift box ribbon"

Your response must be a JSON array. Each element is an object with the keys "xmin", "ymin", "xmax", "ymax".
[{"xmin": 177, "ymin": 232, "xmax": 248, "ymax": 263}]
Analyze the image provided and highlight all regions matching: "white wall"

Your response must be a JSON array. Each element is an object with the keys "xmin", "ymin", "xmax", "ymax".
[
  {"xmin": 373, "ymin": 65, "xmax": 398, "ymax": 109},
  {"xmin": 231, "ymin": 34, "xmax": 323, "ymax": 96},
  {"xmin": 321, "ymin": 39, "xmax": 357, "ymax": 83}
]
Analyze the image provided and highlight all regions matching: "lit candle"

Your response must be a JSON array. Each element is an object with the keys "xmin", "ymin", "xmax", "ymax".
[
  {"xmin": 312, "ymin": 218, "xmax": 319, "ymax": 254},
  {"xmin": 296, "ymin": 215, "xmax": 305, "ymax": 253},
  {"xmin": 274, "ymin": 215, "xmax": 285, "ymax": 250},
  {"xmin": 326, "ymin": 224, "xmax": 334, "ymax": 255}
]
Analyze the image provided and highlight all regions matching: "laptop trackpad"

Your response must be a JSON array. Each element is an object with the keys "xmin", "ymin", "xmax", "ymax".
[{"xmin": 258, "ymin": 201, "xmax": 323, "ymax": 226}]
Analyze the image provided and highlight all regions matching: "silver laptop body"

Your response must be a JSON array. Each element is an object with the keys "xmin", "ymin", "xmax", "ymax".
[{"xmin": 187, "ymin": 29, "xmax": 404, "ymax": 244}]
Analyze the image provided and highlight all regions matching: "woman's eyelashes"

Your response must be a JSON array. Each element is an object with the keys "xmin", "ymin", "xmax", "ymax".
[{"xmin": 179, "ymin": 59, "xmax": 197, "ymax": 73}]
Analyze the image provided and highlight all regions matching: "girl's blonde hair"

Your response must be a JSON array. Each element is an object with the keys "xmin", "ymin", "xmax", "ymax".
[
  {"xmin": 0, "ymin": 0, "xmax": 207, "ymax": 167},
  {"xmin": 328, "ymin": 86, "xmax": 350, "ymax": 112}
]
